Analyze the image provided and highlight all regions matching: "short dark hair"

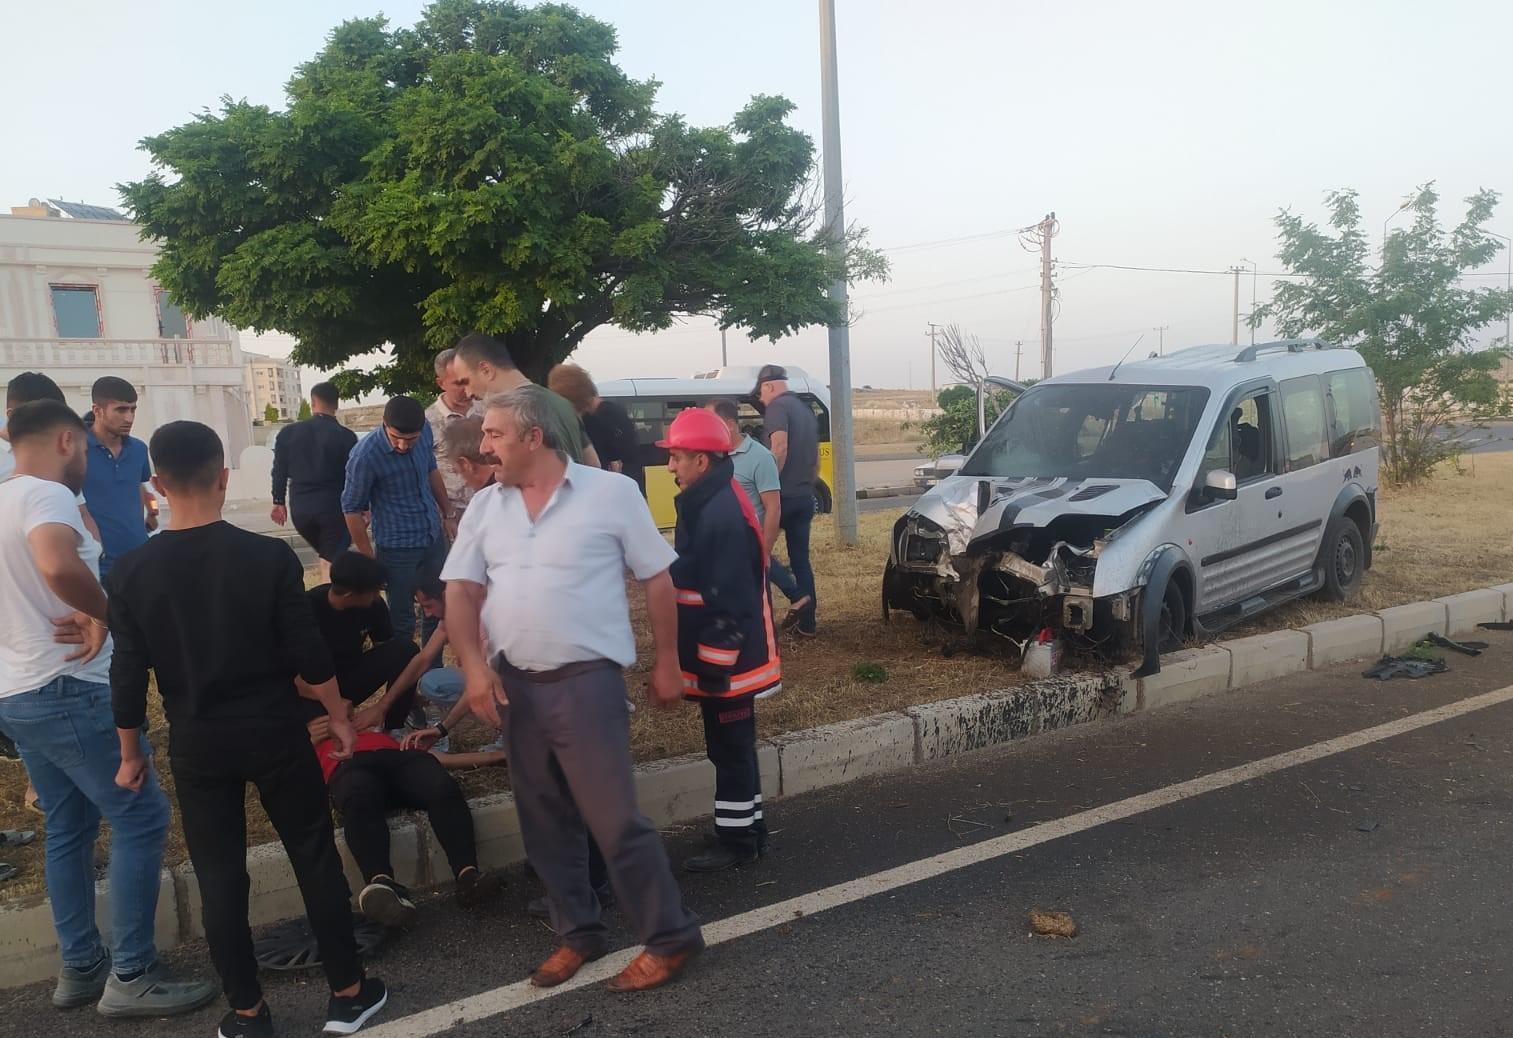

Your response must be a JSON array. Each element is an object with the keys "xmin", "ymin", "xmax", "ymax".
[
  {"xmin": 92, "ymin": 376, "xmax": 138, "ymax": 406},
  {"xmin": 310, "ymin": 382, "xmax": 340, "ymax": 408},
  {"xmin": 383, "ymin": 395, "xmax": 426, "ymax": 434},
  {"xmin": 707, "ymin": 398, "xmax": 740, "ymax": 423},
  {"xmin": 7, "ymin": 400, "xmax": 84, "ymax": 446},
  {"xmin": 454, "ymin": 332, "xmax": 517, "ymax": 371},
  {"xmin": 149, "ymin": 421, "xmax": 224, "ymax": 491},
  {"xmin": 415, "ymin": 566, "xmax": 446, "ymax": 601},
  {"xmin": 6, "ymin": 372, "xmax": 65, "ymax": 410},
  {"xmin": 330, "ymin": 552, "xmax": 387, "ymax": 594}
]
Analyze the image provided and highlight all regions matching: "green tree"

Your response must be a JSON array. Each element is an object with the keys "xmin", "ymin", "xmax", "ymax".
[
  {"xmin": 1254, "ymin": 183, "xmax": 1512, "ymax": 483},
  {"xmin": 120, "ymin": 0, "xmax": 886, "ymax": 394},
  {"xmin": 263, "ymin": 403, "xmax": 280, "ymax": 424},
  {"xmin": 915, "ymin": 383, "xmax": 1021, "ymax": 459},
  {"xmin": 297, "ymin": 399, "xmax": 313, "ymax": 421}
]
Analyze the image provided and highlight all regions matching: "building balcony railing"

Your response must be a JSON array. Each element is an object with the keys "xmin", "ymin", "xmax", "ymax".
[{"xmin": 0, "ymin": 338, "xmax": 237, "ymax": 369}]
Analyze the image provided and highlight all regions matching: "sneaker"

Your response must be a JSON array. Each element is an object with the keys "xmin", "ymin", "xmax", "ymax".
[
  {"xmin": 53, "ymin": 954, "xmax": 111, "ymax": 1009},
  {"xmin": 96, "ymin": 963, "xmax": 219, "ymax": 1018},
  {"xmin": 454, "ymin": 867, "xmax": 505, "ymax": 909},
  {"xmin": 358, "ymin": 878, "xmax": 416, "ymax": 928},
  {"xmin": 683, "ymin": 844, "xmax": 759, "ymax": 873},
  {"xmin": 217, "ymin": 1004, "xmax": 274, "ymax": 1038},
  {"xmin": 323, "ymin": 976, "xmax": 388, "ymax": 1035}
]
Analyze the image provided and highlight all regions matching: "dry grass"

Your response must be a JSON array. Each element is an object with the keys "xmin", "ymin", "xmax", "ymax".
[
  {"xmin": 853, "ymin": 416, "xmax": 923, "ymax": 446},
  {"xmin": 6, "ymin": 454, "xmax": 1513, "ymax": 898}
]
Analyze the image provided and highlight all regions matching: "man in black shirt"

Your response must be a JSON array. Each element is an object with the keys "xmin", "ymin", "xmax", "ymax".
[
  {"xmin": 548, "ymin": 363, "xmax": 647, "ymax": 496},
  {"xmin": 108, "ymin": 421, "xmax": 388, "ymax": 1038},
  {"xmin": 303, "ymin": 553, "xmax": 421, "ymax": 733},
  {"xmin": 271, "ymin": 381, "xmax": 357, "ymax": 582}
]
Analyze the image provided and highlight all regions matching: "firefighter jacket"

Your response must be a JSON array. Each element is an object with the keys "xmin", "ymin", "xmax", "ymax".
[{"xmin": 670, "ymin": 456, "xmax": 782, "ymax": 700}]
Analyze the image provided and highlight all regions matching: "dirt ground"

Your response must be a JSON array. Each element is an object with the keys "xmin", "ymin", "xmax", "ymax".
[{"xmin": 5, "ymin": 453, "xmax": 1513, "ymax": 898}]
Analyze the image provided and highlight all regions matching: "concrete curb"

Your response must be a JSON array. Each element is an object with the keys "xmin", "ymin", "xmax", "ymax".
[
  {"xmin": 4, "ymin": 582, "xmax": 1512, "ymax": 987},
  {"xmin": 856, "ymin": 484, "xmax": 917, "ymax": 500}
]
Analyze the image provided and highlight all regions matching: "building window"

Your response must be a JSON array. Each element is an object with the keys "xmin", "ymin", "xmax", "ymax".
[
  {"xmin": 50, "ymin": 285, "xmax": 101, "ymax": 338},
  {"xmin": 156, "ymin": 290, "xmax": 190, "ymax": 339}
]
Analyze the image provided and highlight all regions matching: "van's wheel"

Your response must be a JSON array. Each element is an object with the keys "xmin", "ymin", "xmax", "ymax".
[
  {"xmin": 813, "ymin": 479, "xmax": 833, "ymax": 515},
  {"xmin": 1319, "ymin": 515, "xmax": 1365, "ymax": 602},
  {"xmin": 1157, "ymin": 578, "xmax": 1187, "ymax": 652}
]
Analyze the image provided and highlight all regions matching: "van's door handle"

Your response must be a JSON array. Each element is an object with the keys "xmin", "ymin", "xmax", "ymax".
[{"xmin": 1265, "ymin": 486, "xmax": 1283, "ymax": 499}]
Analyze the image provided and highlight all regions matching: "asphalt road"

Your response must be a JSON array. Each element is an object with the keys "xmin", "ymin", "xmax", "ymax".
[
  {"xmin": 8, "ymin": 628, "xmax": 1513, "ymax": 1036},
  {"xmin": 1450, "ymin": 419, "xmax": 1513, "ymax": 454}
]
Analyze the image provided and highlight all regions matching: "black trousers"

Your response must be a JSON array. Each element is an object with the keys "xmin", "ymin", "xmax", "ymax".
[
  {"xmin": 301, "ymin": 639, "xmax": 421, "ymax": 730},
  {"xmin": 701, "ymin": 697, "xmax": 767, "ymax": 855},
  {"xmin": 171, "ymin": 738, "xmax": 360, "ymax": 1010},
  {"xmin": 328, "ymin": 749, "xmax": 477, "ymax": 883}
]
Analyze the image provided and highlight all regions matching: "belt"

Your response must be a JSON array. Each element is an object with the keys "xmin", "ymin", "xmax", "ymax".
[{"xmin": 492, "ymin": 654, "xmax": 619, "ymax": 685}]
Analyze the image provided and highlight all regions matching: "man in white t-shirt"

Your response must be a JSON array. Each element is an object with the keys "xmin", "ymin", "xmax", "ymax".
[{"xmin": 0, "ymin": 400, "xmax": 215, "ymax": 1019}]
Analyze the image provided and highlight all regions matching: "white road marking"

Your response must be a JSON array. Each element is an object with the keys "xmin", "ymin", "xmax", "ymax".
[{"xmin": 365, "ymin": 683, "xmax": 1513, "ymax": 1037}]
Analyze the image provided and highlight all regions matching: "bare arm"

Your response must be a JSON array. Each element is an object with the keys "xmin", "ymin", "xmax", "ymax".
[
  {"xmin": 370, "ymin": 623, "xmax": 448, "ymax": 717},
  {"xmin": 344, "ymin": 513, "xmax": 374, "ymax": 557},
  {"xmin": 769, "ymin": 430, "xmax": 789, "ymax": 473},
  {"xmin": 760, "ymin": 490, "xmax": 782, "ymax": 555},
  {"xmin": 78, "ymin": 502, "xmax": 101, "ymax": 541},
  {"xmin": 582, "ymin": 442, "xmax": 602, "ymax": 469},
  {"xmin": 428, "ymin": 468, "xmax": 450, "ymax": 519},
  {"xmin": 29, "ymin": 524, "xmax": 108, "ymax": 620},
  {"xmin": 446, "ymin": 579, "xmax": 508, "ymax": 727},
  {"xmin": 641, "ymin": 569, "xmax": 683, "ymax": 706}
]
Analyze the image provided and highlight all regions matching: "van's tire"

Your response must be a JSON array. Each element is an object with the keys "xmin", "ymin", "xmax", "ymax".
[
  {"xmin": 813, "ymin": 480, "xmax": 833, "ymax": 515},
  {"xmin": 1157, "ymin": 577, "xmax": 1188, "ymax": 653},
  {"xmin": 1319, "ymin": 515, "xmax": 1365, "ymax": 602}
]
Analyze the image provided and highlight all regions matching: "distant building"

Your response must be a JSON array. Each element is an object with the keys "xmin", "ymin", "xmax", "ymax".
[
  {"xmin": 244, "ymin": 351, "xmax": 303, "ymax": 421},
  {"xmin": 0, "ymin": 197, "xmax": 253, "ymax": 462}
]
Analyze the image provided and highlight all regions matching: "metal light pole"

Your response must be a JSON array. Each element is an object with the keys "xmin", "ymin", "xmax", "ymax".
[
  {"xmin": 720, "ymin": 327, "xmax": 728, "ymax": 367},
  {"xmin": 1484, "ymin": 229, "xmax": 1512, "ymax": 347},
  {"xmin": 818, "ymin": 0, "xmax": 857, "ymax": 545}
]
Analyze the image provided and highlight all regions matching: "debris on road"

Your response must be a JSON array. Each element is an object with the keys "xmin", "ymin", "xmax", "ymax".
[
  {"xmin": 1362, "ymin": 656, "xmax": 1448, "ymax": 680},
  {"xmin": 1426, "ymin": 632, "xmax": 1488, "ymax": 656},
  {"xmin": 1028, "ymin": 908, "xmax": 1079, "ymax": 938},
  {"xmin": 1478, "ymin": 621, "xmax": 1513, "ymax": 631},
  {"xmin": 1356, "ymin": 820, "xmax": 1381, "ymax": 833}
]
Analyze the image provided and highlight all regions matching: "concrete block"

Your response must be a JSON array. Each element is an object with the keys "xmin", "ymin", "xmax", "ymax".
[
  {"xmin": 1435, "ymin": 589, "xmax": 1505, "ymax": 637},
  {"xmin": 1137, "ymin": 646, "xmax": 1231, "ymax": 711},
  {"xmin": 773, "ymin": 712, "xmax": 916, "ymax": 796},
  {"xmin": 455, "ymin": 794, "xmax": 526, "ymax": 874},
  {"xmin": 1220, "ymin": 629, "xmax": 1310, "ymax": 689},
  {"xmin": 1488, "ymin": 583, "xmax": 1513, "ymax": 621},
  {"xmin": 908, "ymin": 672, "xmax": 1129, "ymax": 762},
  {"xmin": 1301, "ymin": 614, "xmax": 1384, "ymax": 668},
  {"xmin": 1376, "ymin": 601, "xmax": 1449, "ymax": 655},
  {"xmin": 633, "ymin": 743, "xmax": 779, "ymax": 827},
  {"xmin": 0, "ymin": 871, "xmax": 179, "ymax": 988}
]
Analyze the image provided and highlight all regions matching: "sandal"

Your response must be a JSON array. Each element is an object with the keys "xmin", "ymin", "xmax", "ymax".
[{"xmin": 0, "ymin": 830, "xmax": 36, "ymax": 848}]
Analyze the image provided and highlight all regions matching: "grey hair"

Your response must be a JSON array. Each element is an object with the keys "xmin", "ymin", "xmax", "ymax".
[
  {"xmin": 433, "ymin": 348, "xmax": 456, "ymax": 376},
  {"xmin": 484, "ymin": 385, "xmax": 562, "ymax": 451},
  {"xmin": 441, "ymin": 414, "xmax": 488, "ymax": 463}
]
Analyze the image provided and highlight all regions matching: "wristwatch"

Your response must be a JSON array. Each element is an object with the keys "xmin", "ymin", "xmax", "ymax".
[{"xmin": 434, "ymin": 721, "xmax": 449, "ymax": 740}]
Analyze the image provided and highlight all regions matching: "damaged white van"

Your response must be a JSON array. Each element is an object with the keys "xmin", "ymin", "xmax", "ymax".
[{"xmin": 882, "ymin": 339, "xmax": 1381, "ymax": 676}]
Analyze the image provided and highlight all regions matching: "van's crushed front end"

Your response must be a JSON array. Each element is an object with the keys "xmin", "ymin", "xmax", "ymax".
[{"xmin": 883, "ymin": 476, "xmax": 1163, "ymax": 648}]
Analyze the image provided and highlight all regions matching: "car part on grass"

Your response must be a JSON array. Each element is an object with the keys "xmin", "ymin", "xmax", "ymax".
[
  {"xmin": 1362, "ymin": 656, "xmax": 1449, "ymax": 680},
  {"xmin": 0, "ymin": 830, "xmax": 36, "ymax": 848},
  {"xmin": 1426, "ymin": 632, "xmax": 1488, "ymax": 656},
  {"xmin": 254, "ymin": 917, "xmax": 387, "ymax": 971},
  {"xmin": 0, "ymin": 863, "xmax": 15, "ymax": 884}
]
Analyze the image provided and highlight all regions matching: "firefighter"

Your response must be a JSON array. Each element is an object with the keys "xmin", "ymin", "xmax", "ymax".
[{"xmin": 660, "ymin": 408, "xmax": 781, "ymax": 872}]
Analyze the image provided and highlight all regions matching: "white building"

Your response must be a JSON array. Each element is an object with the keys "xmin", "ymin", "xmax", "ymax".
[
  {"xmin": 244, "ymin": 351, "xmax": 303, "ymax": 421},
  {"xmin": 0, "ymin": 198, "xmax": 253, "ymax": 463}
]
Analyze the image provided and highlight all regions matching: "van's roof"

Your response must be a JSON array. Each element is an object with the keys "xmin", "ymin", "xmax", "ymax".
[
  {"xmin": 1044, "ymin": 339, "xmax": 1369, "ymax": 392},
  {"xmin": 598, "ymin": 367, "xmax": 829, "ymax": 404}
]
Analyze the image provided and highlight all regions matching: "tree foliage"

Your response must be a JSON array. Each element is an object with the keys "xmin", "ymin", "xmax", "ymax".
[
  {"xmin": 263, "ymin": 403, "xmax": 280, "ymax": 424},
  {"xmin": 297, "ymin": 399, "xmax": 313, "ymax": 421},
  {"xmin": 915, "ymin": 383, "xmax": 1021, "ymax": 459},
  {"xmin": 1254, "ymin": 183, "xmax": 1512, "ymax": 483},
  {"xmin": 120, "ymin": 0, "xmax": 886, "ymax": 394}
]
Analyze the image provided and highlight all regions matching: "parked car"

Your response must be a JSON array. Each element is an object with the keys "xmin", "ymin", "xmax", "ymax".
[
  {"xmin": 913, "ymin": 453, "xmax": 965, "ymax": 489},
  {"xmin": 882, "ymin": 339, "xmax": 1382, "ymax": 676}
]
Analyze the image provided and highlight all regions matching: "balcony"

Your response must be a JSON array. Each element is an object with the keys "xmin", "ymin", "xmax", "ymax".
[{"xmin": 0, "ymin": 337, "xmax": 237, "ymax": 369}]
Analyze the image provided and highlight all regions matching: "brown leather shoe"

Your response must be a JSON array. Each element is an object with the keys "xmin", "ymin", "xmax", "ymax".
[
  {"xmin": 529, "ymin": 945, "xmax": 604, "ymax": 988},
  {"xmin": 605, "ymin": 945, "xmax": 702, "ymax": 992}
]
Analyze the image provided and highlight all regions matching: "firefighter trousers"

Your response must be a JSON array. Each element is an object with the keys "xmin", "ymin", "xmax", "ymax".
[{"xmin": 700, "ymin": 696, "xmax": 768, "ymax": 855}]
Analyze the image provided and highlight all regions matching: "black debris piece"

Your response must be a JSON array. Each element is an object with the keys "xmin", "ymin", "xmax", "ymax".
[
  {"xmin": 1426, "ymin": 632, "xmax": 1487, "ymax": 656},
  {"xmin": 1478, "ymin": 621, "xmax": 1513, "ymax": 631},
  {"xmin": 1356, "ymin": 820, "xmax": 1380, "ymax": 833},
  {"xmin": 1362, "ymin": 656, "xmax": 1449, "ymax": 681}
]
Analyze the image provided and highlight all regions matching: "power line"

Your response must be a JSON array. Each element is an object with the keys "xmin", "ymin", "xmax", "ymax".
[
  {"xmin": 878, "ymin": 229, "xmax": 1019, "ymax": 253},
  {"xmin": 849, "ymin": 268, "xmax": 1041, "ymax": 300},
  {"xmin": 856, "ymin": 283, "xmax": 1042, "ymax": 314}
]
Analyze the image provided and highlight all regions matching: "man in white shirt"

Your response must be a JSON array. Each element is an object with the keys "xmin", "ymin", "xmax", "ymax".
[
  {"xmin": 0, "ymin": 400, "xmax": 215, "ymax": 1018},
  {"xmin": 442, "ymin": 385, "xmax": 704, "ymax": 993},
  {"xmin": 425, "ymin": 348, "xmax": 484, "ymax": 539}
]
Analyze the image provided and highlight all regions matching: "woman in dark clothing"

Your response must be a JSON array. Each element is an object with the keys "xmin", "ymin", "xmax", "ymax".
[{"xmin": 548, "ymin": 363, "xmax": 647, "ymax": 496}]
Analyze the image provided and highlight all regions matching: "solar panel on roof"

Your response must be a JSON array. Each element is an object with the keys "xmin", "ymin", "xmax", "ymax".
[{"xmin": 45, "ymin": 198, "xmax": 128, "ymax": 221}]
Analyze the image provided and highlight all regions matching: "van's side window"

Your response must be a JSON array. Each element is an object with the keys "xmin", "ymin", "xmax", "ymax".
[
  {"xmin": 1194, "ymin": 392, "xmax": 1274, "ymax": 509},
  {"xmin": 1279, "ymin": 375, "xmax": 1328, "ymax": 471},
  {"xmin": 1325, "ymin": 368, "xmax": 1381, "ymax": 456}
]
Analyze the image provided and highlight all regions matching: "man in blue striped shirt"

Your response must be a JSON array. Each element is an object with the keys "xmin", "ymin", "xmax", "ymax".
[{"xmin": 342, "ymin": 397, "xmax": 451, "ymax": 643}]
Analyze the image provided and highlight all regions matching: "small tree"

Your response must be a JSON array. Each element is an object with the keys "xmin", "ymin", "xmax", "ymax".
[
  {"xmin": 934, "ymin": 323, "xmax": 990, "ymax": 386},
  {"xmin": 1254, "ymin": 183, "xmax": 1513, "ymax": 483},
  {"xmin": 297, "ymin": 400, "xmax": 313, "ymax": 421},
  {"xmin": 263, "ymin": 403, "xmax": 280, "ymax": 425},
  {"xmin": 916, "ymin": 383, "xmax": 1020, "ymax": 459}
]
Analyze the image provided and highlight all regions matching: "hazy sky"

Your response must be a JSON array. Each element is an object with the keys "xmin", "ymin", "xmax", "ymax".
[{"xmin": 5, "ymin": 0, "xmax": 1510, "ymax": 391}]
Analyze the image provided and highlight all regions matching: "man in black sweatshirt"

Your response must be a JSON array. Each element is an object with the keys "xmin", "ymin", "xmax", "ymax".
[{"xmin": 107, "ymin": 421, "xmax": 388, "ymax": 1038}]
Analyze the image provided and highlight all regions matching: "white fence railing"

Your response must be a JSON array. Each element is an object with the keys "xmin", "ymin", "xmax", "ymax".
[{"xmin": 0, "ymin": 338, "xmax": 237, "ymax": 368}]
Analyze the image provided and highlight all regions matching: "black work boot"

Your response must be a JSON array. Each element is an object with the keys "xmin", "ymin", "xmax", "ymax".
[{"xmin": 683, "ymin": 844, "xmax": 759, "ymax": 873}]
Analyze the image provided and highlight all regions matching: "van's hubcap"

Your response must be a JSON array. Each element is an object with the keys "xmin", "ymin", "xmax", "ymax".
[{"xmin": 1334, "ymin": 537, "xmax": 1357, "ymax": 582}]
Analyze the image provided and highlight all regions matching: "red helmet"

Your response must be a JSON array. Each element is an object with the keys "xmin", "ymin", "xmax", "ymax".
[{"xmin": 657, "ymin": 407, "xmax": 733, "ymax": 452}]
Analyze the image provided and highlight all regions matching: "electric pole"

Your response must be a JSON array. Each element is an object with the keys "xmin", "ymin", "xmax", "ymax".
[
  {"xmin": 1014, "ymin": 340, "xmax": 1023, "ymax": 381},
  {"xmin": 818, "ymin": 0, "xmax": 857, "ymax": 545},
  {"xmin": 1152, "ymin": 325, "xmax": 1168, "ymax": 356},
  {"xmin": 1228, "ymin": 265, "xmax": 1243, "ymax": 345},
  {"xmin": 720, "ymin": 327, "xmax": 728, "ymax": 367},
  {"xmin": 1038, "ymin": 212, "xmax": 1057, "ymax": 379},
  {"xmin": 926, "ymin": 322, "xmax": 940, "ymax": 394}
]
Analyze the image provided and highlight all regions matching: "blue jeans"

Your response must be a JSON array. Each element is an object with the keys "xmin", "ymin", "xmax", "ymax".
[
  {"xmin": 376, "ymin": 539, "xmax": 448, "ymax": 644},
  {"xmin": 0, "ymin": 677, "xmax": 169, "ymax": 973},
  {"xmin": 779, "ymin": 494, "xmax": 816, "ymax": 630},
  {"xmin": 418, "ymin": 667, "xmax": 464, "ymax": 710},
  {"xmin": 768, "ymin": 557, "xmax": 801, "ymax": 603}
]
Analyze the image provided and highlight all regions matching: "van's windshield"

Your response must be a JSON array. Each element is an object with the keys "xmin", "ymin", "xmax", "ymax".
[{"xmin": 960, "ymin": 383, "xmax": 1210, "ymax": 491}]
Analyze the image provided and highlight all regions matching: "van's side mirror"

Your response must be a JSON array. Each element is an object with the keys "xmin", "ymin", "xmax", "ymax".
[{"xmin": 1203, "ymin": 469, "xmax": 1238, "ymax": 501}]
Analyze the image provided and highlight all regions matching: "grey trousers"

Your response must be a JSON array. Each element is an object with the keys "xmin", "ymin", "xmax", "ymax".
[{"xmin": 498, "ymin": 657, "xmax": 702, "ymax": 957}]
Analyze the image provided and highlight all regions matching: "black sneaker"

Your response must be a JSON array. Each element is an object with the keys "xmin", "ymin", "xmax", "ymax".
[
  {"xmin": 323, "ymin": 977, "xmax": 387, "ymax": 1035},
  {"xmin": 358, "ymin": 878, "xmax": 416, "ymax": 928},
  {"xmin": 454, "ymin": 867, "xmax": 506, "ymax": 909},
  {"xmin": 217, "ymin": 1004, "xmax": 273, "ymax": 1038},
  {"xmin": 683, "ymin": 844, "xmax": 759, "ymax": 873}
]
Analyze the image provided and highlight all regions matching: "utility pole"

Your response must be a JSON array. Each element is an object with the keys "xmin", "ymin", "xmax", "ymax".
[
  {"xmin": 1152, "ymin": 325, "xmax": 1168, "ymax": 356},
  {"xmin": 720, "ymin": 327, "xmax": 728, "ymax": 367},
  {"xmin": 926, "ymin": 322, "xmax": 940, "ymax": 394},
  {"xmin": 1228, "ymin": 265, "xmax": 1243, "ymax": 345},
  {"xmin": 1014, "ymin": 339, "xmax": 1023, "ymax": 381},
  {"xmin": 1240, "ymin": 258, "xmax": 1258, "ymax": 345},
  {"xmin": 1038, "ymin": 212, "xmax": 1057, "ymax": 379},
  {"xmin": 818, "ymin": 0, "xmax": 857, "ymax": 545}
]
